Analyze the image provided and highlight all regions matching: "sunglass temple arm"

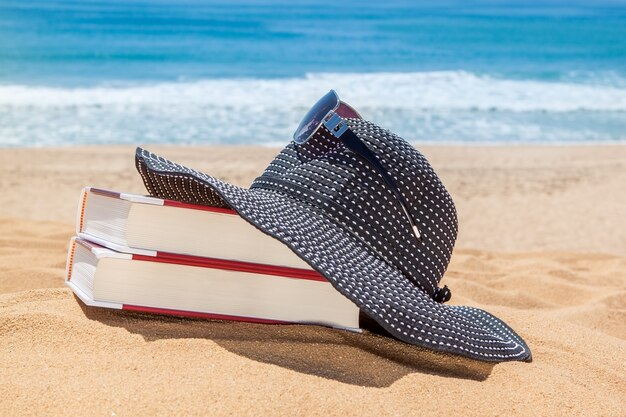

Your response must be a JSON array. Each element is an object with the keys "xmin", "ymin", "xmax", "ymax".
[{"xmin": 323, "ymin": 116, "xmax": 422, "ymax": 242}]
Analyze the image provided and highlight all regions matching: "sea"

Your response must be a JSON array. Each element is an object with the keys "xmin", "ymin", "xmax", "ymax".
[{"xmin": 1, "ymin": 0, "xmax": 625, "ymax": 147}]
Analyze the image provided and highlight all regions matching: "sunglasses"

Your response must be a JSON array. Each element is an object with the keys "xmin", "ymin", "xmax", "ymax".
[{"xmin": 293, "ymin": 90, "xmax": 422, "ymax": 242}]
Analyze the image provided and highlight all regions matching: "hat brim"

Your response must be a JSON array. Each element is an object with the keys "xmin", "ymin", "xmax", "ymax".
[{"xmin": 136, "ymin": 147, "xmax": 531, "ymax": 362}]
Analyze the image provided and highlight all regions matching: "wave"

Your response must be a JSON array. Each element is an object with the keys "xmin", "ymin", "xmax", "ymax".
[
  {"xmin": 1, "ymin": 71, "xmax": 625, "ymax": 146},
  {"xmin": 2, "ymin": 71, "xmax": 626, "ymax": 111}
]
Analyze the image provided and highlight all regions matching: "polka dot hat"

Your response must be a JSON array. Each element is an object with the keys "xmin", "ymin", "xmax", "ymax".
[{"xmin": 135, "ymin": 118, "xmax": 531, "ymax": 362}]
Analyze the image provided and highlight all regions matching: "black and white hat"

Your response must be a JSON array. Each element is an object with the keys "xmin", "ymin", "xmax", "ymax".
[{"xmin": 135, "ymin": 118, "xmax": 531, "ymax": 362}]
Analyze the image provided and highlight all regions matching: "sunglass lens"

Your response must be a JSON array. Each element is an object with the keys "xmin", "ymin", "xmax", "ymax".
[{"xmin": 293, "ymin": 90, "xmax": 339, "ymax": 144}]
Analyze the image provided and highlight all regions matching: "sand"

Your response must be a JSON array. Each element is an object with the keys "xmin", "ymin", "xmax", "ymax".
[{"xmin": 0, "ymin": 145, "xmax": 624, "ymax": 416}]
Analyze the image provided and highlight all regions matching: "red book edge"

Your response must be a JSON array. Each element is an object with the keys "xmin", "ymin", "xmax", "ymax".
[
  {"xmin": 78, "ymin": 190, "xmax": 88, "ymax": 233},
  {"xmin": 73, "ymin": 238, "xmax": 326, "ymax": 283},
  {"xmin": 66, "ymin": 238, "xmax": 77, "ymax": 281},
  {"xmin": 89, "ymin": 187, "xmax": 237, "ymax": 215},
  {"xmin": 121, "ymin": 304, "xmax": 288, "ymax": 324},
  {"xmin": 163, "ymin": 199, "xmax": 235, "ymax": 215},
  {"xmin": 89, "ymin": 187, "xmax": 121, "ymax": 199},
  {"xmin": 133, "ymin": 252, "xmax": 326, "ymax": 282}
]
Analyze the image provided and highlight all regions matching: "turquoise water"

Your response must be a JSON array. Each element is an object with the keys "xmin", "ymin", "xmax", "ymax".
[{"xmin": 1, "ymin": 0, "xmax": 625, "ymax": 145}]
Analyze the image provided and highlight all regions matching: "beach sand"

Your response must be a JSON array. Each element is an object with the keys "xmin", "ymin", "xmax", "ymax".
[{"xmin": 1, "ymin": 145, "xmax": 624, "ymax": 416}]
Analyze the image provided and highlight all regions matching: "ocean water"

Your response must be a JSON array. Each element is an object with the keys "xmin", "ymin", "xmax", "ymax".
[{"xmin": 1, "ymin": 0, "xmax": 625, "ymax": 146}]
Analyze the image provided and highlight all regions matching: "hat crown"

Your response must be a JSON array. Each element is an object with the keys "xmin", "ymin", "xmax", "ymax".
[{"xmin": 251, "ymin": 119, "xmax": 458, "ymax": 296}]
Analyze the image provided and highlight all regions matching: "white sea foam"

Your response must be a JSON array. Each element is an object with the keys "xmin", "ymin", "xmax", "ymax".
[
  {"xmin": 4, "ymin": 71, "xmax": 626, "ymax": 111},
  {"xmin": 1, "ymin": 71, "xmax": 625, "ymax": 146}
]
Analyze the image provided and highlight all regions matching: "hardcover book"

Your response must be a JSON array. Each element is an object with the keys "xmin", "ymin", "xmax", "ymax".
[
  {"xmin": 65, "ymin": 237, "xmax": 360, "ymax": 330},
  {"xmin": 76, "ymin": 187, "xmax": 312, "ymax": 270}
]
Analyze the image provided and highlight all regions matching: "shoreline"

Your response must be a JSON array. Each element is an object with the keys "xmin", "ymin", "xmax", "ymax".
[{"xmin": 2, "ymin": 140, "xmax": 626, "ymax": 149}]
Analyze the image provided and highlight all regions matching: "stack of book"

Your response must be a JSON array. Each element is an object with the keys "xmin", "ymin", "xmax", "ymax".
[{"xmin": 65, "ymin": 187, "xmax": 360, "ymax": 330}]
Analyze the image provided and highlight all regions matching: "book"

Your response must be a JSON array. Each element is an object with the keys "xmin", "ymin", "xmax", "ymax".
[
  {"xmin": 65, "ymin": 237, "xmax": 360, "ymax": 330},
  {"xmin": 76, "ymin": 187, "xmax": 312, "ymax": 270}
]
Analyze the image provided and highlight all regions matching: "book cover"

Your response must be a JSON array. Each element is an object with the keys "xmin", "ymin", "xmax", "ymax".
[{"xmin": 66, "ymin": 237, "xmax": 360, "ymax": 331}]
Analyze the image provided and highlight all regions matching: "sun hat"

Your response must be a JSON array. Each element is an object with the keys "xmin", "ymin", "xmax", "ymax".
[{"xmin": 134, "ymin": 95, "xmax": 531, "ymax": 362}]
